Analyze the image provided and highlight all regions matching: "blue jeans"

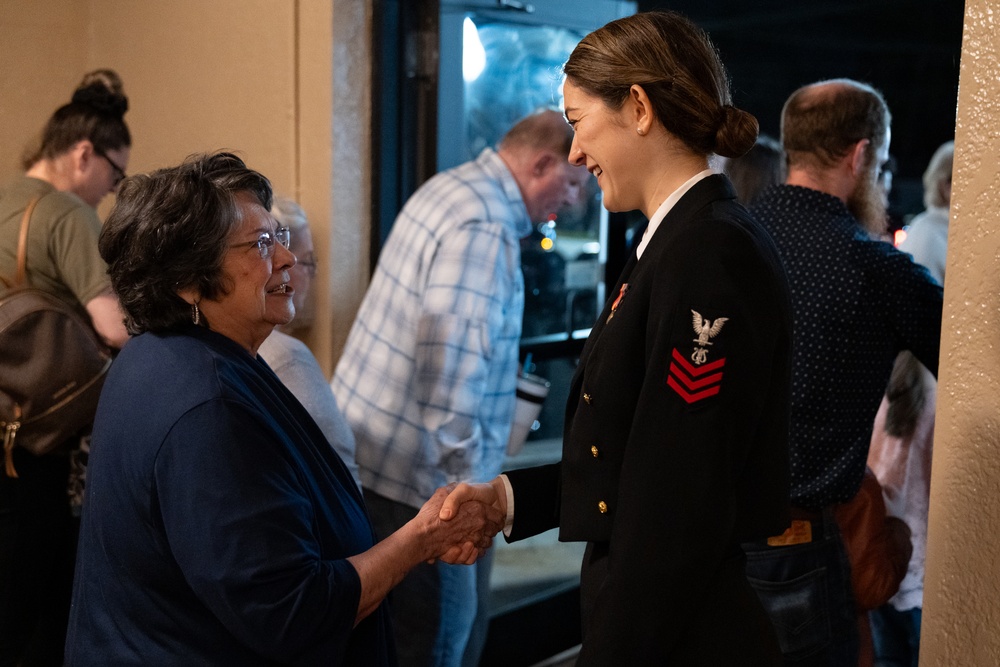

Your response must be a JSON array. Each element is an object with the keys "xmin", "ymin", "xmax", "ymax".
[
  {"xmin": 869, "ymin": 604, "xmax": 921, "ymax": 667},
  {"xmin": 364, "ymin": 490, "xmax": 478, "ymax": 667},
  {"xmin": 743, "ymin": 509, "xmax": 859, "ymax": 666},
  {"xmin": 460, "ymin": 547, "xmax": 494, "ymax": 667}
]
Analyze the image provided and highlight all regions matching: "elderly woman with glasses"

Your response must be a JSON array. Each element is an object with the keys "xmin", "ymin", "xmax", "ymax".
[
  {"xmin": 65, "ymin": 153, "xmax": 501, "ymax": 666},
  {"xmin": 258, "ymin": 196, "xmax": 362, "ymax": 489}
]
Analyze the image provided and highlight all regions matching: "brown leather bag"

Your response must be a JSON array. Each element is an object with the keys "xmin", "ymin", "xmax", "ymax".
[
  {"xmin": 0, "ymin": 196, "xmax": 113, "ymax": 478},
  {"xmin": 834, "ymin": 467, "xmax": 913, "ymax": 611}
]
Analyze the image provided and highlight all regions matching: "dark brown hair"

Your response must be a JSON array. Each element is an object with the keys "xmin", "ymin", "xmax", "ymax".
[
  {"xmin": 563, "ymin": 11, "xmax": 758, "ymax": 158},
  {"xmin": 99, "ymin": 152, "xmax": 273, "ymax": 335},
  {"xmin": 781, "ymin": 79, "xmax": 891, "ymax": 170},
  {"xmin": 885, "ymin": 351, "xmax": 926, "ymax": 438},
  {"xmin": 721, "ymin": 134, "xmax": 785, "ymax": 206},
  {"xmin": 22, "ymin": 69, "xmax": 131, "ymax": 169}
]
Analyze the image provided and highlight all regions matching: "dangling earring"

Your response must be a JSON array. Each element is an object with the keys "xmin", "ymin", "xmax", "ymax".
[{"xmin": 191, "ymin": 301, "xmax": 201, "ymax": 326}]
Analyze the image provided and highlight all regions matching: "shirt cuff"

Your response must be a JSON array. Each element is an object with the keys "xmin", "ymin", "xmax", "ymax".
[{"xmin": 498, "ymin": 473, "xmax": 515, "ymax": 538}]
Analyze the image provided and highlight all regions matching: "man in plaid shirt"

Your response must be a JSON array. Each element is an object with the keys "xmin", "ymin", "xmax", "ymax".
[{"xmin": 332, "ymin": 109, "xmax": 587, "ymax": 667}]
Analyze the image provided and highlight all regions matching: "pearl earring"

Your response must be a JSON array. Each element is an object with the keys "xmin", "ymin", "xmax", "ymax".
[{"xmin": 637, "ymin": 127, "xmax": 645, "ymax": 136}]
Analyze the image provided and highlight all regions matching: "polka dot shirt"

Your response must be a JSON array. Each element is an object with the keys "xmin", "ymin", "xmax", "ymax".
[{"xmin": 752, "ymin": 185, "xmax": 943, "ymax": 509}]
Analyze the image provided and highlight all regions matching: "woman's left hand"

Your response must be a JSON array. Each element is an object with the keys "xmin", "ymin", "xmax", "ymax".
[
  {"xmin": 416, "ymin": 484, "xmax": 503, "ymax": 564},
  {"xmin": 346, "ymin": 483, "xmax": 503, "ymax": 625}
]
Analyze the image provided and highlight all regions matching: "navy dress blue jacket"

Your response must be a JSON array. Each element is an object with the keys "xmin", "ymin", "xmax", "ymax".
[
  {"xmin": 66, "ymin": 325, "xmax": 393, "ymax": 666},
  {"xmin": 505, "ymin": 175, "xmax": 793, "ymax": 665}
]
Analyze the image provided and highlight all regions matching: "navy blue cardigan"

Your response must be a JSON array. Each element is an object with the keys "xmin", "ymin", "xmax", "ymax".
[{"xmin": 66, "ymin": 325, "xmax": 393, "ymax": 666}]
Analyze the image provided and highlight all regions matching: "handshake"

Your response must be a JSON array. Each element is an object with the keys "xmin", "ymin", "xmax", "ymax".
[{"xmin": 410, "ymin": 480, "xmax": 508, "ymax": 566}]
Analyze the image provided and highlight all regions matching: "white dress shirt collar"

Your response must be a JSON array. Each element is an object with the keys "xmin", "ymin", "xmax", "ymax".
[{"xmin": 635, "ymin": 169, "xmax": 715, "ymax": 259}]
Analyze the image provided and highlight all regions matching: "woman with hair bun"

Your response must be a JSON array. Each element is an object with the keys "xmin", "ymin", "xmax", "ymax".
[
  {"xmin": 441, "ymin": 11, "xmax": 794, "ymax": 663},
  {"xmin": 22, "ymin": 69, "xmax": 131, "ymax": 211},
  {"xmin": 12, "ymin": 68, "xmax": 131, "ymax": 347},
  {"xmin": 0, "ymin": 69, "xmax": 131, "ymax": 665}
]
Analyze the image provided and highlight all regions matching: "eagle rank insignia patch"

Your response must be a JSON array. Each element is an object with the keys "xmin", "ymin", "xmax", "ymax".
[
  {"xmin": 666, "ymin": 310, "xmax": 728, "ymax": 404},
  {"xmin": 690, "ymin": 310, "xmax": 727, "ymax": 365}
]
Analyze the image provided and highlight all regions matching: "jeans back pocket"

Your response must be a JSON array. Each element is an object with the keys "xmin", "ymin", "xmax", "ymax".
[{"xmin": 746, "ymin": 566, "xmax": 830, "ymax": 661}]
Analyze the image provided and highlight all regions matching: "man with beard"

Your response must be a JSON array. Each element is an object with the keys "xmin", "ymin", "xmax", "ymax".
[{"xmin": 743, "ymin": 79, "xmax": 943, "ymax": 666}]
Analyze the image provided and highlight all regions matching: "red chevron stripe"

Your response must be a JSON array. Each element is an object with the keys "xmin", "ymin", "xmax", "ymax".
[
  {"xmin": 671, "ymin": 348, "xmax": 726, "ymax": 376},
  {"xmin": 669, "ymin": 362, "xmax": 724, "ymax": 391},
  {"xmin": 667, "ymin": 376, "xmax": 721, "ymax": 403}
]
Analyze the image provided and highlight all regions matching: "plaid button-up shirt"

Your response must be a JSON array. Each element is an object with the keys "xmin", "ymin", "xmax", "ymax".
[{"xmin": 332, "ymin": 148, "xmax": 530, "ymax": 509}]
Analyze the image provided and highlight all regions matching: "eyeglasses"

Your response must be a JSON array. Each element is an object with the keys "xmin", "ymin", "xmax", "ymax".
[
  {"xmin": 93, "ymin": 146, "xmax": 127, "ymax": 187},
  {"xmin": 230, "ymin": 227, "xmax": 291, "ymax": 260}
]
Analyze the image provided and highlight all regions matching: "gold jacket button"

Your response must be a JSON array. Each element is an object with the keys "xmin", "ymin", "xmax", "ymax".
[
  {"xmin": 583, "ymin": 393, "xmax": 592, "ymax": 405},
  {"xmin": 598, "ymin": 500, "xmax": 608, "ymax": 514},
  {"xmin": 590, "ymin": 445, "xmax": 599, "ymax": 458}
]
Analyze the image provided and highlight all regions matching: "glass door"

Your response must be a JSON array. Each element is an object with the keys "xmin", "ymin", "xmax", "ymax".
[
  {"xmin": 434, "ymin": 4, "xmax": 635, "ymax": 665},
  {"xmin": 439, "ymin": 0, "xmax": 634, "ymax": 447}
]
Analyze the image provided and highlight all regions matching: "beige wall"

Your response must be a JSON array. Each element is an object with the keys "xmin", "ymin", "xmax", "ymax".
[
  {"xmin": 0, "ymin": 0, "xmax": 371, "ymax": 371},
  {"xmin": 921, "ymin": 0, "xmax": 1000, "ymax": 664},
  {"xmin": 0, "ymin": 1, "xmax": 89, "ymax": 177}
]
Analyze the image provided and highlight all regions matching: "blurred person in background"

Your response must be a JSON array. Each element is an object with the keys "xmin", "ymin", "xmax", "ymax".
[
  {"xmin": 0, "ymin": 69, "xmax": 130, "ymax": 666},
  {"xmin": 332, "ymin": 109, "xmax": 586, "ymax": 667},
  {"xmin": 746, "ymin": 79, "xmax": 943, "ymax": 666},
  {"xmin": 719, "ymin": 133, "xmax": 785, "ymax": 207},
  {"xmin": 258, "ymin": 196, "xmax": 361, "ymax": 489},
  {"xmin": 867, "ymin": 139, "xmax": 954, "ymax": 667}
]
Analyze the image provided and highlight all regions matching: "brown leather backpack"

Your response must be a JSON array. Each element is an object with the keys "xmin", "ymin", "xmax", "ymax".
[{"xmin": 0, "ymin": 196, "xmax": 113, "ymax": 478}]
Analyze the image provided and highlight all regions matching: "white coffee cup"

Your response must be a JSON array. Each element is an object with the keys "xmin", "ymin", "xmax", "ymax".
[{"xmin": 507, "ymin": 373, "xmax": 550, "ymax": 456}]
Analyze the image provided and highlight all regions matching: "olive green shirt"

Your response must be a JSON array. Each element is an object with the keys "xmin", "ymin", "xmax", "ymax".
[{"xmin": 0, "ymin": 176, "xmax": 110, "ymax": 309}]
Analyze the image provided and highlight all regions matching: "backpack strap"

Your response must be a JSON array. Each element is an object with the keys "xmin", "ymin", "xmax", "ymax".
[
  {"xmin": 15, "ymin": 196, "xmax": 41, "ymax": 287},
  {"xmin": 1, "ymin": 196, "xmax": 41, "ymax": 290},
  {"xmin": 3, "ymin": 196, "xmax": 40, "ymax": 476}
]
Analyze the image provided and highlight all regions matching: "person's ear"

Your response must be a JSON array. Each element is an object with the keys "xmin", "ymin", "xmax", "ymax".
[
  {"xmin": 72, "ymin": 139, "xmax": 96, "ymax": 171},
  {"xmin": 628, "ymin": 84, "xmax": 655, "ymax": 136},
  {"xmin": 531, "ymin": 150, "xmax": 556, "ymax": 178},
  {"xmin": 849, "ymin": 139, "xmax": 870, "ymax": 177}
]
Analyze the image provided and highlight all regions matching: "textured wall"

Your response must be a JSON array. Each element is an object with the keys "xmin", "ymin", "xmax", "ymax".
[
  {"xmin": 0, "ymin": 1, "xmax": 88, "ymax": 180},
  {"xmin": 921, "ymin": 0, "xmax": 1000, "ymax": 664},
  {"xmin": 86, "ymin": 0, "xmax": 298, "ymax": 192}
]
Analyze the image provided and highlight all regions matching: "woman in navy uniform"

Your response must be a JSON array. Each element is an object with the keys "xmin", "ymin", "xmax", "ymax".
[{"xmin": 441, "ymin": 11, "xmax": 793, "ymax": 665}]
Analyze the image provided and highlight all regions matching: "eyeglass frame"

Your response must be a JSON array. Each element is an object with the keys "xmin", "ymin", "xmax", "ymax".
[
  {"xmin": 92, "ymin": 145, "xmax": 127, "ymax": 187},
  {"xmin": 229, "ymin": 227, "xmax": 292, "ymax": 260}
]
